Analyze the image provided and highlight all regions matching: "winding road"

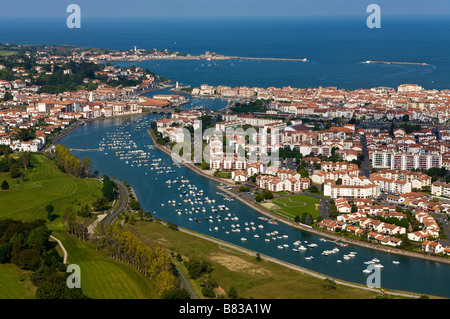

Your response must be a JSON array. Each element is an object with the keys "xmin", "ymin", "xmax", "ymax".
[{"xmin": 102, "ymin": 180, "xmax": 129, "ymax": 227}]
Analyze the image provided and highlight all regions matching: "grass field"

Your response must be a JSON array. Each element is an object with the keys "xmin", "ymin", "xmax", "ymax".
[
  {"xmin": 0, "ymin": 50, "xmax": 18, "ymax": 56},
  {"xmin": 0, "ymin": 264, "xmax": 36, "ymax": 299},
  {"xmin": 0, "ymin": 153, "xmax": 102, "ymax": 229},
  {"xmin": 270, "ymin": 194, "xmax": 321, "ymax": 221},
  {"xmin": 128, "ymin": 221, "xmax": 390, "ymax": 299},
  {"xmin": 0, "ymin": 153, "xmax": 160, "ymax": 299},
  {"xmin": 53, "ymin": 231, "xmax": 159, "ymax": 299}
]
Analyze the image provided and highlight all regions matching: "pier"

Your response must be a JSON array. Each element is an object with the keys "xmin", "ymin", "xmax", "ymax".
[{"xmin": 364, "ymin": 60, "xmax": 428, "ymax": 66}]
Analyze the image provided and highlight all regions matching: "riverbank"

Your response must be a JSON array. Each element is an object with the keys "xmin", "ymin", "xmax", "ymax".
[
  {"xmin": 220, "ymin": 185, "xmax": 450, "ymax": 266},
  {"xmin": 147, "ymin": 127, "xmax": 450, "ymax": 267},
  {"xmin": 135, "ymin": 219, "xmax": 426, "ymax": 299}
]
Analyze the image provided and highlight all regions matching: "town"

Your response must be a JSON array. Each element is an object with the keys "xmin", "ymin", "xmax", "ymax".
[
  {"xmin": 155, "ymin": 82, "xmax": 450, "ymax": 258},
  {"xmin": 1, "ymin": 44, "xmax": 450, "ymax": 261}
]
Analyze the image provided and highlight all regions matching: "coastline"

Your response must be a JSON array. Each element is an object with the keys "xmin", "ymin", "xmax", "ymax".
[{"xmin": 147, "ymin": 127, "xmax": 450, "ymax": 266}]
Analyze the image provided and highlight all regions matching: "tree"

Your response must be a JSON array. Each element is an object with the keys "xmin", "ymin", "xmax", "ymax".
[
  {"xmin": 323, "ymin": 278, "xmax": 337, "ymax": 290},
  {"xmin": 227, "ymin": 286, "xmax": 238, "ymax": 299},
  {"xmin": 77, "ymin": 204, "xmax": 91, "ymax": 218},
  {"xmin": 262, "ymin": 190, "xmax": 274, "ymax": 200},
  {"xmin": 1, "ymin": 180, "xmax": 9, "ymax": 190},
  {"xmin": 83, "ymin": 157, "xmax": 92, "ymax": 177},
  {"xmin": 21, "ymin": 152, "xmax": 31, "ymax": 171},
  {"xmin": 301, "ymin": 212, "xmax": 313, "ymax": 225},
  {"xmin": 254, "ymin": 194, "xmax": 264, "ymax": 202},
  {"xmin": 46, "ymin": 205, "xmax": 55, "ymax": 221},
  {"xmin": 27, "ymin": 226, "xmax": 50, "ymax": 253},
  {"xmin": 9, "ymin": 163, "xmax": 20, "ymax": 178},
  {"xmin": 308, "ymin": 185, "xmax": 319, "ymax": 193},
  {"xmin": 162, "ymin": 289, "xmax": 191, "ymax": 299},
  {"xmin": 185, "ymin": 258, "xmax": 213, "ymax": 279},
  {"xmin": 15, "ymin": 248, "xmax": 42, "ymax": 271},
  {"xmin": 92, "ymin": 197, "xmax": 110, "ymax": 211}
]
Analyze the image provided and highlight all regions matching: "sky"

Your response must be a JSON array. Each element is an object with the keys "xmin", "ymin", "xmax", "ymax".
[{"xmin": 0, "ymin": 0, "xmax": 449, "ymax": 18}]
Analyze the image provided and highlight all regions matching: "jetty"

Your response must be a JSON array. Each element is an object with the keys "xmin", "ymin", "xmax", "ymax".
[{"xmin": 364, "ymin": 60, "xmax": 428, "ymax": 66}]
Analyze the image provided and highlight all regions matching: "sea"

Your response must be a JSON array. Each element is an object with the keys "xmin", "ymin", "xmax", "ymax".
[
  {"xmin": 1, "ymin": 15, "xmax": 450, "ymax": 90},
  {"xmin": 3, "ymin": 14, "xmax": 450, "ymax": 297}
]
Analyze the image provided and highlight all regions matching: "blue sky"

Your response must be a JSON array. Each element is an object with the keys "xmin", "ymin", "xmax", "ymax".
[{"xmin": 0, "ymin": 0, "xmax": 448, "ymax": 17}]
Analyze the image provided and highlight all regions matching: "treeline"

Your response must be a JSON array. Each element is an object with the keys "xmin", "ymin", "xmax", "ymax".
[
  {"xmin": 60, "ymin": 209, "xmax": 178, "ymax": 297},
  {"xmin": 54, "ymin": 144, "xmax": 92, "ymax": 177},
  {"xmin": 96, "ymin": 224, "xmax": 177, "ymax": 297},
  {"xmin": 0, "ymin": 218, "xmax": 88, "ymax": 299}
]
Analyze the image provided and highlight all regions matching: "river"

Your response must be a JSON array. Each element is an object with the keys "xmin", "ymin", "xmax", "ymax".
[{"xmin": 54, "ymin": 110, "xmax": 450, "ymax": 298}]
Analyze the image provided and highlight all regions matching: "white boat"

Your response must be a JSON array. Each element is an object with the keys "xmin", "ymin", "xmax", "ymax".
[
  {"xmin": 392, "ymin": 260, "xmax": 400, "ymax": 264},
  {"xmin": 277, "ymin": 245, "xmax": 284, "ymax": 249},
  {"xmin": 305, "ymin": 256, "xmax": 314, "ymax": 260},
  {"xmin": 241, "ymin": 237, "xmax": 247, "ymax": 241},
  {"xmin": 374, "ymin": 264, "xmax": 384, "ymax": 268},
  {"xmin": 337, "ymin": 260, "xmax": 342, "ymax": 263},
  {"xmin": 298, "ymin": 245, "xmax": 307, "ymax": 251},
  {"xmin": 363, "ymin": 269, "xmax": 371, "ymax": 274}
]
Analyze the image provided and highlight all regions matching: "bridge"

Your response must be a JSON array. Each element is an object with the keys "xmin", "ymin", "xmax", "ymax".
[
  {"xmin": 142, "ymin": 107, "xmax": 176, "ymax": 114},
  {"xmin": 69, "ymin": 148, "xmax": 102, "ymax": 152}
]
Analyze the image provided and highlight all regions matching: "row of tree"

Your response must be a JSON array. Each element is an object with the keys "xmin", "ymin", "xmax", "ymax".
[
  {"xmin": 53, "ymin": 144, "xmax": 92, "ymax": 177},
  {"xmin": 96, "ymin": 224, "xmax": 178, "ymax": 297},
  {"xmin": 61, "ymin": 210, "xmax": 178, "ymax": 298}
]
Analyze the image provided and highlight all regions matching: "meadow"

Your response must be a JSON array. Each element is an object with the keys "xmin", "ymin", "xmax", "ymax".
[
  {"xmin": 128, "ymin": 220, "xmax": 389, "ymax": 299},
  {"xmin": 269, "ymin": 194, "xmax": 321, "ymax": 221},
  {"xmin": 0, "ymin": 153, "xmax": 102, "ymax": 228},
  {"xmin": 0, "ymin": 153, "xmax": 159, "ymax": 299}
]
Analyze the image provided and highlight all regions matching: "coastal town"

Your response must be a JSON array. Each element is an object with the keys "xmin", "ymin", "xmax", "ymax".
[
  {"xmin": 155, "ymin": 82, "xmax": 450, "ymax": 258},
  {"xmin": 2, "ymin": 43, "xmax": 450, "ymax": 297}
]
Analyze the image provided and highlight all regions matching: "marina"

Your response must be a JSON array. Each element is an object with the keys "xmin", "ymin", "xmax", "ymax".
[{"xmin": 55, "ymin": 113, "xmax": 450, "ymax": 298}]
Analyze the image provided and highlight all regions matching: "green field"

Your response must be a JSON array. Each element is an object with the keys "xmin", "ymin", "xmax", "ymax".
[
  {"xmin": 0, "ymin": 153, "xmax": 102, "ymax": 228},
  {"xmin": 53, "ymin": 231, "xmax": 159, "ymax": 299},
  {"xmin": 128, "ymin": 221, "xmax": 392, "ymax": 299},
  {"xmin": 270, "ymin": 194, "xmax": 321, "ymax": 221},
  {"xmin": 0, "ymin": 264, "xmax": 36, "ymax": 299},
  {"xmin": 0, "ymin": 153, "xmax": 160, "ymax": 299},
  {"xmin": 0, "ymin": 50, "xmax": 18, "ymax": 56}
]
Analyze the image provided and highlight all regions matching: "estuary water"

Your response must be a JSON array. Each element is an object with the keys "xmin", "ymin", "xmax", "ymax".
[{"xmin": 56, "ymin": 113, "xmax": 450, "ymax": 298}]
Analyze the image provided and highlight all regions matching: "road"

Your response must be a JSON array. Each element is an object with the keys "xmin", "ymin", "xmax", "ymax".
[
  {"xmin": 174, "ymin": 264, "xmax": 198, "ymax": 299},
  {"xmin": 360, "ymin": 133, "xmax": 371, "ymax": 178},
  {"xmin": 100, "ymin": 181, "xmax": 199, "ymax": 299},
  {"xmin": 102, "ymin": 180, "xmax": 129, "ymax": 227},
  {"xmin": 50, "ymin": 235, "xmax": 68, "ymax": 264}
]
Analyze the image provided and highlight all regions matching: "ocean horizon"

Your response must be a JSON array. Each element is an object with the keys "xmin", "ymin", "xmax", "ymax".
[{"xmin": 1, "ymin": 15, "xmax": 450, "ymax": 90}]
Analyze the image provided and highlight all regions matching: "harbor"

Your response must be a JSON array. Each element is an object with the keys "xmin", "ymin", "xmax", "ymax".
[{"xmin": 54, "ymin": 112, "xmax": 450, "ymax": 298}]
